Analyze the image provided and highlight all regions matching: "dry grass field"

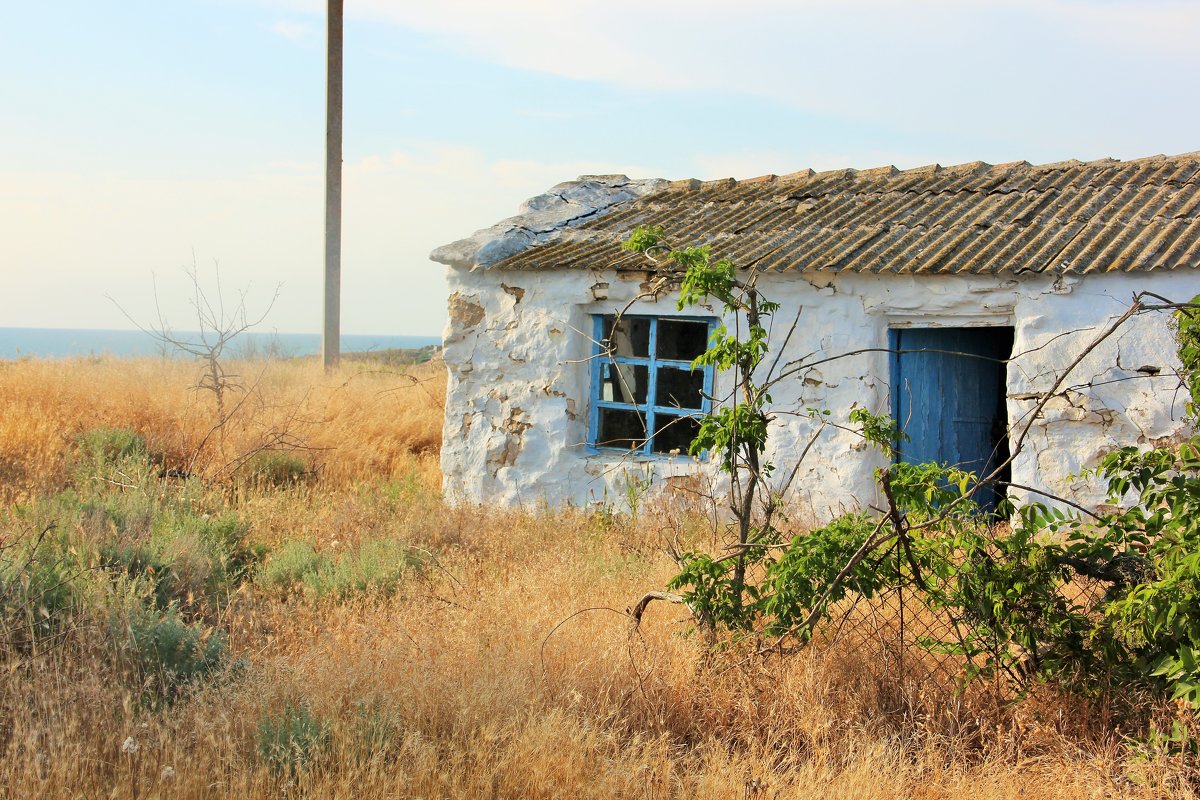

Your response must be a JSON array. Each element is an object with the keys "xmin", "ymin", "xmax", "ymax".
[{"xmin": 0, "ymin": 355, "xmax": 1195, "ymax": 798}]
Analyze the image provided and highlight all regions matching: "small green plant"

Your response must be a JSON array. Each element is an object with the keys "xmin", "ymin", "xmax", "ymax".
[
  {"xmin": 70, "ymin": 427, "xmax": 155, "ymax": 493},
  {"xmin": 256, "ymin": 703, "xmax": 328, "ymax": 776},
  {"xmin": 1174, "ymin": 298, "xmax": 1200, "ymax": 423},
  {"xmin": 301, "ymin": 538, "xmax": 417, "ymax": 601},
  {"xmin": 0, "ymin": 527, "xmax": 79, "ymax": 648},
  {"xmin": 74, "ymin": 427, "xmax": 149, "ymax": 469},
  {"xmin": 242, "ymin": 451, "xmax": 309, "ymax": 488},
  {"xmin": 259, "ymin": 541, "xmax": 328, "ymax": 595},
  {"xmin": 259, "ymin": 538, "xmax": 419, "ymax": 602},
  {"xmin": 621, "ymin": 466, "xmax": 654, "ymax": 523},
  {"xmin": 848, "ymin": 407, "xmax": 906, "ymax": 458},
  {"xmin": 123, "ymin": 608, "xmax": 228, "ymax": 703}
]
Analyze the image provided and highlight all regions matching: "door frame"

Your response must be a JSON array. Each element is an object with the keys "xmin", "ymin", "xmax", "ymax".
[{"xmin": 887, "ymin": 323, "xmax": 1015, "ymax": 511}]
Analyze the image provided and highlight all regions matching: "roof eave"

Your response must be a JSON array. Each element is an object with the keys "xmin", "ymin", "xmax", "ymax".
[{"xmin": 428, "ymin": 174, "xmax": 668, "ymax": 271}]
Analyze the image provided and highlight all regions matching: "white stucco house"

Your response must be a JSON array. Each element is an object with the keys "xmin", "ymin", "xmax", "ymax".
[{"xmin": 431, "ymin": 153, "xmax": 1200, "ymax": 521}]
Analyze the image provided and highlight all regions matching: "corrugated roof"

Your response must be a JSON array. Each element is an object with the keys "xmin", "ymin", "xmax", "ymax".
[{"xmin": 493, "ymin": 153, "xmax": 1200, "ymax": 274}]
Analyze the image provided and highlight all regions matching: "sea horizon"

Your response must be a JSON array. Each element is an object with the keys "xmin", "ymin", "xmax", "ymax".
[{"xmin": 0, "ymin": 326, "xmax": 442, "ymax": 360}]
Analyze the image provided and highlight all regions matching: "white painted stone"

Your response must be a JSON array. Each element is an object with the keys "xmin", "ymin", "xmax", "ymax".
[{"xmin": 432, "ymin": 179, "xmax": 1200, "ymax": 521}]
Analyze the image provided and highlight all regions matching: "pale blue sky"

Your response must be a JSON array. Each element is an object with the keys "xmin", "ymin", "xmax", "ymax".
[{"xmin": 2, "ymin": 1, "xmax": 1197, "ymax": 336}]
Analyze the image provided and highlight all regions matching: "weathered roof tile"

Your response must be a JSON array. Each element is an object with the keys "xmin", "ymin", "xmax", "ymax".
[{"xmin": 487, "ymin": 153, "xmax": 1200, "ymax": 275}]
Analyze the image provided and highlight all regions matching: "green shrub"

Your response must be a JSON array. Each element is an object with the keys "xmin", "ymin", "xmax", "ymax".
[
  {"xmin": 155, "ymin": 509, "xmax": 260, "ymax": 594},
  {"xmin": 98, "ymin": 539, "xmax": 175, "ymax": 610},
  {"xmin": 0, "ymin": 535, "xmax": 79, "ymax": 647},
  {"xmin": 255, "ymin": 703, "xmax": 328, "ymax": 776},
  {"xmin": 260, "ymin": 538, "xmax": 418, "ymax": 601},
  {"xmin": 74, "ymin": 427, "xmax": 148, "ymax": 468},
  {"xmin": 123, "ymin": 608, "xmax": 228, "ymax": 703},
  {"xmin": 259, "ymin": 541, "xmax": 328, "ymax": 594},
  {"xmin": 242, "ymin": 451, "xmax": 310, "ymax": 488},
  {"xmin": 300, "ymin": 538, "xmax": 417, "ymax": 601},
  {"xmin": 95, "ymin": 508, "xmax": 260, "ymax": 614},
  {"xmin": 67, "ymin": 487, "xmax": 158, "ymax": 541},
  {"xmin": 71, "ymin": 428, "xmax": 153, "ymax": 491}
]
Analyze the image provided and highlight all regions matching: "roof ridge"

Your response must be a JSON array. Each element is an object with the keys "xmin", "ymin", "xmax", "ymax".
[
  {"xmin": 899, "ymin": 163, "xmax": 942, "ymax": 176},
  {"xmin": 941, "ymin": 160, "xmax": 992, "ymax": 174},
  {"xmin": 660, "ymin": 151, "xmax": 1200, "ymax": 194},
  {"xmin": 856, "ymin": 165, "xmax": 900, "ymax": 180},
  {"xmin": 456, "ymin": 149, "xmax": 1200, "ymax": 275},
  {"xmin": 778, "ymin": 168, "xmax": 815, "ymax": 184},
  {"xmin": 1032, "ymin": 158, "xmax": 1086, "ymax": 171}
]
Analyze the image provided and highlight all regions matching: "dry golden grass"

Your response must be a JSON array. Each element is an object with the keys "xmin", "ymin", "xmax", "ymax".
[
  {"xmin": 0, "ymin": 354, "xmax": 1195, "ymax": 798},
  {"xmin": 0, "ymin": 355, "xmax": 443, "ymax": 502}
]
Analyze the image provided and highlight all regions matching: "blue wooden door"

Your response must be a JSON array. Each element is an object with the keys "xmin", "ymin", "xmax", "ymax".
[{"xmin": 890, "ymin": 327, "xmax": 1012, "ymax": 512}]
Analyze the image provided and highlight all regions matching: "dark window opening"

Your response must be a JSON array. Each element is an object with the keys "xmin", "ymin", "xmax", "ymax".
[
  {"xmin": 656, "ymin": 319, "xmax": 710, "ymax": 360},
  {"xmin": 596, "ymin": 407, "xmax": 648, "ymax": 451},
  {"xmin": 591, "ymin": 315, "xmax": 716, "ymax": 456},
  {"xmin": 603, "ymin": 317, "xmax": 650, "ymax": 358},
  {"xmin": 656, "ymin": 366, "xmax": 706, "ymax": 410},
  {"xmin": 651, "ymin": 414, "xmax": 702, "ymax": 455}
]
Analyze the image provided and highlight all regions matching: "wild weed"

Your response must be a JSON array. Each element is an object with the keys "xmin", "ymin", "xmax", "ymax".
[{"xmin": 255, "ymin": 702, "xmax": 328, "ymax": 776}]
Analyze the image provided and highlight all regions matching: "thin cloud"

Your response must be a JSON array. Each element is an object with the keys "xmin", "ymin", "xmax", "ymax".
[
  {"xmin": 269, "ymin": 19, "xmax": 312, "ymax": 41},
  {"xmin": 335, "ymin": 0, "xmax": 1200, "ymax": 155}
]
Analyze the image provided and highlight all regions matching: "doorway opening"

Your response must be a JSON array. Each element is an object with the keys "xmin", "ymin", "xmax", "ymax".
[{"xmin": 889, "ymin": 326, "xmax": 1014, "ymax": 513}]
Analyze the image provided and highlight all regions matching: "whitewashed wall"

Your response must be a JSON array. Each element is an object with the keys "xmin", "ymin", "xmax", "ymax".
[{"xmin": 437, "ymin": 262, "xmax": 1200, "ymax": 521}]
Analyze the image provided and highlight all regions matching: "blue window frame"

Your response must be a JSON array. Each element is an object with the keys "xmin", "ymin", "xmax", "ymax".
[{"xmin": 588, "ymin": 314, "xmax": 716, "ymax": 456}]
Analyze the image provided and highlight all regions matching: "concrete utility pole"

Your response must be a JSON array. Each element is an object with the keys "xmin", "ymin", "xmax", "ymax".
[{"xmin": 322, "ymin": 0, "xmax": 343, "ymax": 370}]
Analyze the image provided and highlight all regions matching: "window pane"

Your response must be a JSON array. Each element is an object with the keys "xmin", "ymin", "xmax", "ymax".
[
  {"xmin": 597, "ymin": 407, "xmax": 647, "ymax": 450},
  {"xmin": 600, "ymin": 362, "xmax": 648, "ymax": 404},
  {"xmin": 657, "ymin": 319, "xmax": 709, "ymax": 360},
  {"xmin": 604, "ymin": 316, "xmax": 650, "ymax": 358},
  {"xmin": 655, "ymin": 366, "xmax": 705, "ymax": 410},
  {"xmin": 651, "ymin": 413, "xmax": 701, "ymax": 455}
]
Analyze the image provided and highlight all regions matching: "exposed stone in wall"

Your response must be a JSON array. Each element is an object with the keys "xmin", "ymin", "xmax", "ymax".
[
  {"xmin": 501, "ymin": 284, "xmax": 526, "ymax": 304},
  {"xmin": 447, "ymin": 292, "xmax": 485, "ymax": 335},
  {"xmin": 488, "ymin": 407, "xmax": 531, "ymax": 470},
  {"xmin": 438, "ymin": 261, "xmax": 1200, "ymax": 519}
]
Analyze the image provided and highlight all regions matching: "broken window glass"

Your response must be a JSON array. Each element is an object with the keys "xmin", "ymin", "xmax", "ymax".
[
  {"xmin": 597, "ymin": 407, "xmax": 647, "ymax": 451},
  {"xmin": 656, "ymin": 319, "xmax": 709, "ymax": 361},
  {"xmin": 603, "ymin": 316, "xmax": 650, "ymax": 358},
  {"xmin": 656, "ymin": 366, "xmax": 705, "ymax": 410},
  {"xmin": 650, "ymin": 413, "xmax": 702, "ymax": 455},
  {"xmin": 591, "ymin": 315, "xmax": 716, "ymax": 456},
  {"xmin": 600, "ymin": 362, "xmax": 648, "ymax": 404}
]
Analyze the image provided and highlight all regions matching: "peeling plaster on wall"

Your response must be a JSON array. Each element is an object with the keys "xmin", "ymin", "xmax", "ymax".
[
  {"xmin": 501, "ymin": 283, "xmax": 526, "ymax": 304},
  {"xmin": 488, "ymin": 407, "xmax": 532, "ymax": 470},
  {"xmin": 446, "ymin": 292, "xmax": 485, "ymax": 338},
  {"xmin": 436, "ymin": 260, "xmax": 1200, "ymax": 519},
  {"xmin": 431, "ymin": 179, "xmax": 1200, "ymax": 519}
]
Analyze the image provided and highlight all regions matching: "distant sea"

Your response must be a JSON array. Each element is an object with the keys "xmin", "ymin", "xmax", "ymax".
[{"xmin": 0, "ymin": 328, "xmax": 442, "ymax": 360}]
